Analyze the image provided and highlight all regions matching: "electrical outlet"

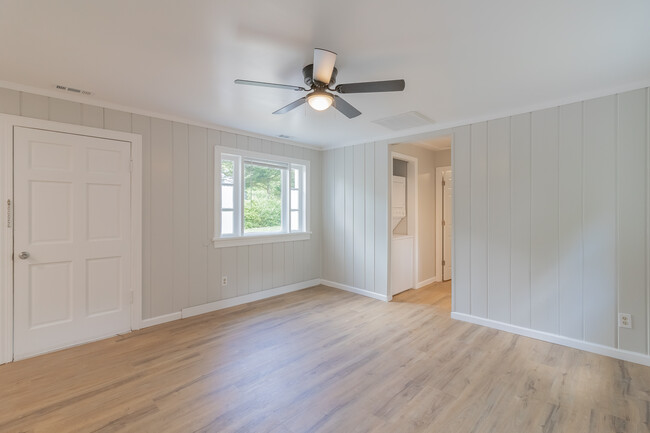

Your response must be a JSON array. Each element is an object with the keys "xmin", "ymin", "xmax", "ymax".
[
  {"xmin": 618, "ymin": 313, "xmax": 632, "ymax": 329},
  {"xmin": 222, "ymin": 276, "xmax": 228, "ymax": 286}
]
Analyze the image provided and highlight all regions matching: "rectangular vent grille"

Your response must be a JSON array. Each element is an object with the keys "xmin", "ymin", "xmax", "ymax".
[
  {"xmin": 55, "ymin": 85, "xmax": 92, "ymax": 96},
  {"xmin": 372, "ymin": 111, "xmax": 434, "ymax": 131}
]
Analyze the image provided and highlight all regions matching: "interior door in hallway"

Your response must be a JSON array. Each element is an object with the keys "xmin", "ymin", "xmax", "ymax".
[{"xmin": 13, "ymin": 127, "xmax": 133, "ymax": 360}]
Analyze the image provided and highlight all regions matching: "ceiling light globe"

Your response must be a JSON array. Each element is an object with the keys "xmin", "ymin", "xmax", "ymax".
[{"xmin": 307, "ymin": 92, "xmax": 334, "ymax": 111}]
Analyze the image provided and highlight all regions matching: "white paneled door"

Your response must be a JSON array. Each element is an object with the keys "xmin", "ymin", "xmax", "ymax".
[
  {"xmin": 13, "ymin": 127, "xmax": 132, "ymax": 359},
  {"xmin": 442, "ymin": 169, "xmax": 453, "ymax": 281}
]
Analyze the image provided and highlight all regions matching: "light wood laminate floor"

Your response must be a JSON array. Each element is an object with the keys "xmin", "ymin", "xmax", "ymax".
[{"xmin": 1, "ymin": 282, "xmax": 650, "ymax": 432}]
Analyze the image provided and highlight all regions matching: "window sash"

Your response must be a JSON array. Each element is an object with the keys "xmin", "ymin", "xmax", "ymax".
[
  {"xmin": 243, "ymin": 161, "xmax": 285, "ymax": 234},
  {"xmin": 220, "ymin": 154, "xmax": 241, "ymax": 237},
  {"xmin": 289, "ymin": 164, "xmax": 305, "ymax": 232}
]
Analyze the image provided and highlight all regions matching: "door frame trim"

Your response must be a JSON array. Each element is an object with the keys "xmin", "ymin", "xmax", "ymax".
[
  {"xmin": 435, "ymin": 165, "xmax": 452, "ymax": 282},
  {"xmin": 0, "ymin": 114, "xmax": 143, "ymax": 364}
]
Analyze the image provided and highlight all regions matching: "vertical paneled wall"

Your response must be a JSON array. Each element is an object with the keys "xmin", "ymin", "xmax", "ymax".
[
  {"xmin": 321, "ymin": 142, "xmax": 389, "ymax": 297},
  {"xmin": 0, "ymin": 87, "xmax": 322, "ymax": 320},
  {"xmin": 453, "ymin": 88, "xmax": 650, "ymax": 356}
]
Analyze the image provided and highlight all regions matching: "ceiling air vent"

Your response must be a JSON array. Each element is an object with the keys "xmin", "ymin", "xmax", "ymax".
[
  {"xmin": 55, "ymin": 84, "xmax": 93, "ymax": 96},
  {"xmin": 372, "ymin": 111, "xmax": 434, "ymax": 131}
]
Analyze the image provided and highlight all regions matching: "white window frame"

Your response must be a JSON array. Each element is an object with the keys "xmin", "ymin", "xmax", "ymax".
[{"xmin": 213, "ymin": 146, "xmax": 310, "ymax": 248}]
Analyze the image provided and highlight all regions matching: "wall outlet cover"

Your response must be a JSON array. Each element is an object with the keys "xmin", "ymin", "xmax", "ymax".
[{"xmin": 618, "ymin": 313, "xmax": 632, "ymax": 329}]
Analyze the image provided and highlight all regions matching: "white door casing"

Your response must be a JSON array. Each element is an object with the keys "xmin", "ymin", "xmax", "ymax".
[
  {"xmin": 435, "ymin": 166, "xmax": 452, "ymax": 282},
  {"xmin": 442, "ymin": 169, "xmax": 453, "ymax": 281},
  {"xmin": 13, "ymin": 127, "xmax": 133, "ymax": 360}
]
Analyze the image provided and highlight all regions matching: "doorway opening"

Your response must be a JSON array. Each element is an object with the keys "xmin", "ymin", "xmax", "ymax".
[{"xmin": 389, "ymin": 134, "xmax": 452, "ymax": 310}]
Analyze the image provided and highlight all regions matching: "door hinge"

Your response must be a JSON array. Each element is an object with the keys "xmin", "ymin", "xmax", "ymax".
[
  {"xmin": 129, "ymin": 160, "xmax": 133, "ymax": 173},
  {"xmin": 442, "ymin": 220, "xmax": 445, "ymax": 226},
  {"xmin": 442, "ymin": 260, "xmax": 446, "ymax": 266},
  {"xmin": 442, "ymin": 180, "xmax": 445, "ymax": 187},
  {"xmin": 6, "ymin": 199, "xmax": 11, "ymax": 228}
]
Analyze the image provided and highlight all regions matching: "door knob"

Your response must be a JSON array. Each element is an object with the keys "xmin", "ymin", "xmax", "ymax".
[{"xmin": 18, "ymin": 251, "xmax": 30, "ymax": 260}]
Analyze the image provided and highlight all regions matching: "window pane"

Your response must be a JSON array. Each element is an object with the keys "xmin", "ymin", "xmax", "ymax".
[
  {"xmin": 221, "ymin": 159, "xmax": 234, "ymax": 184},
  {"xmin": 221, "ymin": 210, "xmax": 234, "ymax": 235},
  {"xmin": 244, "ymin": 163, "xmax": 282, "ymax": 233},
  {"xmin": 290, "ymin": 210, "xmax": 300, "ymax": 231},
  {"xmin": 290, "ymin": 189, "xmax": 299, "ymax": 210},
  {"xmin": 292, "ymin": 168, "xmax": 300, "ymax": 189},
  {"xmin": 221, "ymin": 185, "xmax": 234, "ymax": 209}
]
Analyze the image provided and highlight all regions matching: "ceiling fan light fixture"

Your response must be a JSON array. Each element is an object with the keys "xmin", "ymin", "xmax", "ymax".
[{"xmin": 307, "ymin": 91, "xmax": 334, "ymax": 111}]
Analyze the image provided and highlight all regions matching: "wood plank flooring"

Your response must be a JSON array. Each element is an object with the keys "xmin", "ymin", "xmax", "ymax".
[{"xmin": 1, "ymin": 282, "xmax": 650, "ymax": 432}]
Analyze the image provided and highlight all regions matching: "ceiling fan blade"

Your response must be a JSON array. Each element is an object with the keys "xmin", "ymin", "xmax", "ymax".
[
  {"xmin": 333, "ymin": 95, "xmax": 361, "ymax": 119},
  {"xmin": 235, "ymin": 79, "xmax": 307, "ymax": 92},
  {"xmin": 273, "ymin": 97, "xmax": 307, "ymax": 114},
  {"xmin": 313, "ymin": 48, "xmax": 337, "ymax": 85},
  {"xmin": 335, "ymin": 79, "xmax": 405, "ymax": 94}
]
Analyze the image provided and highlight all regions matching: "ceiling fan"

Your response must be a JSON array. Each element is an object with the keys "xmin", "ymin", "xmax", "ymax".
[{"xmin": 235, "ymin": 48, "xmax": 406, "ymax": 119}]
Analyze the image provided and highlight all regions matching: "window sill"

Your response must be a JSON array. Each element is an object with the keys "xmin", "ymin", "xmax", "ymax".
[{"xmin": 212, "ymin": 232, "xmax": 311, "ymax": 248}]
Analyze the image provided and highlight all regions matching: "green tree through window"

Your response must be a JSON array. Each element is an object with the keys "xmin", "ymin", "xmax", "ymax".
[{"xmin": 244, "ymin": 163, "xmax": 282, "ymax": 232}]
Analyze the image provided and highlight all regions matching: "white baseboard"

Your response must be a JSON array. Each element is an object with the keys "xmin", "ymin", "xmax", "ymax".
[
  {"xmin": 416, "ymin": 277, "xmax": 437, "ymax": 288},
  {"xmin": 320, "ymin": 280, "xmax": 389, "ymax": 302},
  {"xmin": 141, "ymin": 312, "xmax": 182, "ymax": 328},
  {"xmin": 451, "ymin": 312, "xmax": 650, "ymax": 367},
  {"xmin": 182, "ymin": 279, "xmax": 321, "ymax": 318}
]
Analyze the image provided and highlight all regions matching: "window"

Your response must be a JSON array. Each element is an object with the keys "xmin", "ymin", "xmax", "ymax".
[{"xmin": 214, "ymin": 146, "xmax": 309, "ymax": 247}]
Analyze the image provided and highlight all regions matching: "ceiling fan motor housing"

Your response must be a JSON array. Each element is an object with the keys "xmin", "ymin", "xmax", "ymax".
[{"xmin": 302, "ymin": 64, "xmax": 338, "ymax": 87}]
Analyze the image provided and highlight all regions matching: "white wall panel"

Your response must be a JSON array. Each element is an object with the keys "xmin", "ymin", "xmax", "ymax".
[
  {"xmin": 344, "ymin": 146, "xmax": 354, "ymax": 286},
  {"xmin": 131, "ymin": 115, "xmax": 152, "ymax": 318},
  {"xmin": 487, "ymin": 118, "xmax": 511, "ymax": 323},
  {"xmin": 49, "ymin": 98, "xmax": 81, "ymax": 125},
  {"xmin": 150, "ymin": 118, "xmax": 174, "ymax": 317},
  {"xmin": 470, "ymin": 122, "xmax": 488, "ymax": 317},
  {"xmin": 364, "ymin": 143, "xmax": 375, "ymax": 292},
  {"xmin": 172, "ymin": 123, "xmax": 190, "ymax": 311},
  {"xmin": 334, "ymin": 148, "xmax": 345, "ymax": 284},
  {"xmin": 558, "ymin": 103, "xmax": 583, "ymax": 340},
  {"xmin": 583, "ymin": 95, "xmax": 617, "ymax": 347},
  {"xmin": 453, "ymin": 126, "xmax": 471, "ymax": 314},
  {"xmin": 530, "ymin": 108, "xmax": 559, "ymax": 334},
  {"xmin": 272, "ymin": 243, "xmax": 284, "ymax": 288},
  {"xmin": 81, "ymin": 104, "xmax": 104, "ymax": 129},
  {"xmin": 104, "ymin": 109, "xmax": 131, "ymax": 132},
  {"xmin": 509, "ymin": 113, "xmax": 531, "ymax": 328},
  {"xmin": 20, "ymin": 93, "xmax": 48, "ymax": 119},
  {"xmin": 353, "ymin": 144, "xmax": 365, "ymax": 290},
  {"xmin": 617, "ymin": 89, "xmax": 648, "ymax": 354},
  {"xmin": 236, "ymin": 134, "xmax": 249, "ymax": 150},
  {"xmin": 188, "ymin": 126, "xmax": 208, "ymax": 307},
  {"xmin": 221, "ymin": 247, "xmax": 238, "ymax": 299},
  {"xmin": 284, "ymin": 242, "xmax": 294, "ymax": 287},
  {"xmin": 308, "ymin": 149, "xmax": 323, "ymax": 280},
  {"xmin": 374, "ymin": 142, "xmax": 389, "ymax": 295},
  {"xmin": 237, "ymin": 246, "xmax": 249, "ymax": 297},
  {"xmin": 293, "ymin": 241, "xmax": 304, "ymax": 284},
  {"xmin": 0, "ymin": 88, "xmax": 19, "ymax": 115},
  {"xmin": 207, "ymin": 130, "xmax": 221, "ymax": 303},
  {"xmin": 262, "ymin": 244, "xmax": 273, "ymax": 291},
  {"xmin": 248, "ymin": 245, "xmax": 263, "ymax": 294}
]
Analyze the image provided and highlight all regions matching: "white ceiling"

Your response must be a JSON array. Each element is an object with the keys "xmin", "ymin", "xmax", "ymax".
[
  {"xmin": 1, "ymin": 0, "xmax": 649, "ymax": 148},
  {"xmin": 409, "ymin": 136, "xmax": 452, "ymax": 152}
]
